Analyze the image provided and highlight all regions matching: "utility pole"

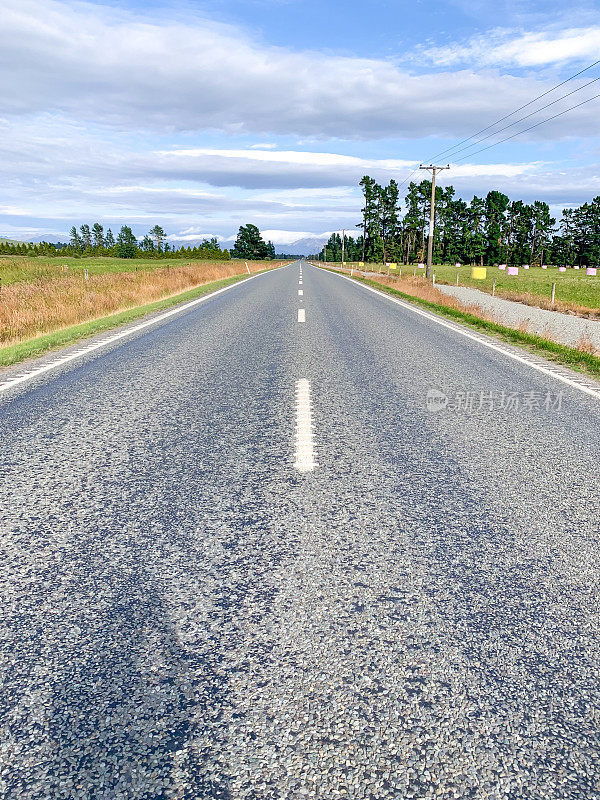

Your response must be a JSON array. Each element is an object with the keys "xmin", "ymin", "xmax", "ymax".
[
  {"xmin": 361, "ymin": 221, "xmax": 366, "ymax": 264},
  {"xmin": 419, "ymin": 164, "xmax": 449, "ymax": 279},
  {"xmin": 341, "ymin": 229, "xmax": 345, "ymax": 266}
]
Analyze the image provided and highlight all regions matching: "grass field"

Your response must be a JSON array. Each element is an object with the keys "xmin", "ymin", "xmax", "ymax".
[
  {"xmin": 0, "ymin": 255, "xmax": 276, "ymax": 286},
  {"xmin": 0, "ymin": 257, "xmax": 285, "ymax": 349},
  {"xmin": 325, "ymin": 262, "xmax": 600, "ymax": 315},
  {"xmin": 0, "ymin": 274, "xmax": 253, "ymax": 368}
]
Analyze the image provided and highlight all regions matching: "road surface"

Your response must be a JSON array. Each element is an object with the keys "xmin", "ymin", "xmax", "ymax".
[{"xmin": 1, "ymin": 261, "xmax": 599, "ymax": 800}]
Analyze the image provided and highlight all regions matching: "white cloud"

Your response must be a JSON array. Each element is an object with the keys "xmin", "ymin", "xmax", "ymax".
[
  {"xmin": 2, "ymin": 1, "xmax": 600, "ymax": 239},
  {"xmin": 161, "ymin": 149, "xmax": 414, "ymax": 168},
  {"xmin": 0, "ymin": 205, "xmax": 30, "ymax": 215},
  {"xmin": 151, "ymin": 148, "xmax": 541, "ymax": 189},
  {"xmin": 3, "ymin": 0, "xmax": 597, "ymax": 140},
  {"xmin": 259, "ymin": 229, "xmax": 317, "ymax": 244},
  {"xmin": 424, "ymin": 26, "xmax": 600, "ymax": 68},
  {"xmin": 167, "ymin": 232, "xmax": 223, "ymax": 242},
  {"xmin": 449, "ymin": 162, "xmax": 540, "ymax": 177}
]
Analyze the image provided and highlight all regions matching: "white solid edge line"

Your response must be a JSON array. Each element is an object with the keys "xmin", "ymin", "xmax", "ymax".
[
  {"xmin": 298, "ymin": 308, "xmax": 306, "ymax": 323},
  {"xmin": 0, "ymin": 270, "xmax": 271, "ymax": 396},
  {"xmin": 330, "ymin": 270, "xmax": 600, "ymax": 402}
]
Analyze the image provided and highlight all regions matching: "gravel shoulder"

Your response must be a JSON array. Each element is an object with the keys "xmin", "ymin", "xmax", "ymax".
[{"xmin": 437, "ymin": 283, "xmax": 600, "ymax": 348}]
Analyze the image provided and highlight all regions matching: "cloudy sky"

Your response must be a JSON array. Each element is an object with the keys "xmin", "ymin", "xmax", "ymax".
[{"xmin": 2, "ymin": 0, "xmax": 600, "ymax": 246}]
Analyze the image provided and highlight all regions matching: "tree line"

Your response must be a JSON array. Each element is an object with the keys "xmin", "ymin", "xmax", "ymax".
[
  {"xmin": 0, "ymin": 224, "xmax": 231, "ymax": 260},
  {"xmin": 0, "ymin": 222, "xmax": 287, "ymax": 260},
  {"xmin": 313, "ymin": 177, "xmax": 600, "ymax": 267},
  {"xmin": 67, "ymin": 224, "xmax": 231, "ymax": 259}
]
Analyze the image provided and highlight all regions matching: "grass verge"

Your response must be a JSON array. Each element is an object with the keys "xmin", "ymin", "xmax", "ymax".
[
  {"xmin": 325, "ymin": 261, "xmax": 600, "ymax": 316},
  {"xmin": 328, "ymin": 268, "xmax": 600, "ymax": 380},
  {"xmin": 0, "ymin": 273, "xmax": 249, "ymax": 368}
]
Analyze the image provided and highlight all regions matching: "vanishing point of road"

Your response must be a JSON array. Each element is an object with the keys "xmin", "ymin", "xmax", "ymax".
[{"xmin": 1, "ymin": 261, "xmax": 599, "ymax": 799}]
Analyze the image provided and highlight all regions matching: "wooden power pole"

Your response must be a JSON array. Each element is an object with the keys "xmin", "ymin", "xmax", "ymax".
[{"xmin": 419, "ymin": 164, "xmax": 449, "ymax": 279}]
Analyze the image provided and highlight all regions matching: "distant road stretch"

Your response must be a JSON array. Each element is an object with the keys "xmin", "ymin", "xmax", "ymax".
[{"xmin": 2, "ymin": 261, "xmax": 599, "ymax": 799}]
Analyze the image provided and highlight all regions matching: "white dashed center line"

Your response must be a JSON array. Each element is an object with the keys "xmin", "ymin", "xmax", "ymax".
[
  {"xmin": 298, "ymin": 309, "xmax": 306, "ymax": 322},
  {"xmin": 298, "ymin": 289, "xmax": 303, "ymax": 296},
  {"xmin": 294, "ymin": 379, "xmax": 317, "ymax": 472}
]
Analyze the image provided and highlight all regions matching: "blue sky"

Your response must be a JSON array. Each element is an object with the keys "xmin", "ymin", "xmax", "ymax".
[{"xmin": 2, "ymin": 0, "xmax": 600, "ymax": 246}]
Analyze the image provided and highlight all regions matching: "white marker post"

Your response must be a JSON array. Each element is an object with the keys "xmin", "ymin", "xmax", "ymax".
[{"xmin": 245, "ymin": 262, "xmax": 250, "ymax": 275}]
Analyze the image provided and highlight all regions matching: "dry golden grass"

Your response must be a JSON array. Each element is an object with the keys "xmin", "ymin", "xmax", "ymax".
[
  {"xmin": 0, "ymin": 260, "xmax": 279, "ymax": 346},
  {"xmin": 574, "ymin": 333, "xmax": 600, "ymax": 356}
]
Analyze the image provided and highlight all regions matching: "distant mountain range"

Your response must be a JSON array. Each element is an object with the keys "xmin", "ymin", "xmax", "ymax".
[
  {"xmin": 168, "ymin": 233, "xmax": 328, "ymax": 255},
  {"xmin": 1, "ymin": 235, "xmax": 68, "ymax": 244},
  {"xmin": 283, "ymin": 236, "xmax": 328, "ymax": 254}
]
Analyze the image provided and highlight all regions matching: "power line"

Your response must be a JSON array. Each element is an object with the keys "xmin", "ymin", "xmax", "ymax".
[
  {"xmin": 393, "ymin": 57, "xmax": 600, "ymax": 198},
  {"xmin": 396, "ymin": 163, "xmax": 422, "ymax": 192},
  {"xmin": 453, "ymin": 90, "xmax": 600, "ymax": 163},
  {"xmin": 440, "ymin": 75, "xmax": 600, "ymax": 162},
  {"xmin": 428, "ymin": 57, "xmax": 600, "ymax": 162}
]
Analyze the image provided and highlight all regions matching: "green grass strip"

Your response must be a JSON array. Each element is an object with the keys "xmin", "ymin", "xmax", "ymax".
[
  {"xmin": 332, "ymin": 269, "xmax": 600, "ymax": 380},
  {"xmin": 0, "ymin": 273, "xmax": 250, "ymax": 368}
]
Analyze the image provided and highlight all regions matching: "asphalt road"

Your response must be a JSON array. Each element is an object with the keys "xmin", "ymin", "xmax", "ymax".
[{"xmin": 1, "ymin": 261, "xmax": 599, "ymax": 800}]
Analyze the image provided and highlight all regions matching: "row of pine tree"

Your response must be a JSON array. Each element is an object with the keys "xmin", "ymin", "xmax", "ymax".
[
  {"xmin": 314, "ymin": 177, "xmax": 600, "ymax": 267},
  {"xmin": 0, "ymin": 224, "xmax": 231, "ymax": 260},
  {"xmin": 0, "ymin": 222, "xmax": 285, "ymax": 260}
]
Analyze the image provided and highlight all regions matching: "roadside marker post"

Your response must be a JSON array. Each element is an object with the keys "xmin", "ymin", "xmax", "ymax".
[
  {"xmin": 492, "ymin": 279, "xmax": 496, "ymax": 296},
  {"xmin": 551, "ymin": 282, "xmax": 556, "ymax": 304},
  {"xmin": 245, "ymin": 262, "xmax": 250, "ymax": 274},
  {"xmin": 84, "ymin": 269, "xmax": 89, "ymax": 281}
]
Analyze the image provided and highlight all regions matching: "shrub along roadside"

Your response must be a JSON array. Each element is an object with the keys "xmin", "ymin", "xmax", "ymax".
[
  {"xmin": 328, "ymin": 269, "xmax": 600, "ymax": 380},
  {"xmin": 0, "ymin": 274, "xmax": 250, "ymax": 368}
]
